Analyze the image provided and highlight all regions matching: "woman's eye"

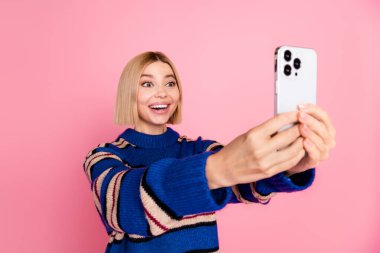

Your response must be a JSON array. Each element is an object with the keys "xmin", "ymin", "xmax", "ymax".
[
  {"xmin": 141, "ymin": 82, "xmax": 153, "ymax": 87},
  {"xmin": 166, "ymin": 82, "xmax": 176, "ymax": 87}
]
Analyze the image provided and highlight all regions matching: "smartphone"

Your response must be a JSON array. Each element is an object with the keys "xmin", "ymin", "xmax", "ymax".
[{"xmin": 275, "ymin": 45, "xmax": 317, "ymax": 130}]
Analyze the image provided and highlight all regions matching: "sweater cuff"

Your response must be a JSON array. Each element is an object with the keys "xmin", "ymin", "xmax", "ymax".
[
  {"xmin": 141, "ymin": 151, "xmax": 232, "ymax": 218},
  {"xmin": 254, "ymin": 168, "xmax": 315, "ymax": 196}
]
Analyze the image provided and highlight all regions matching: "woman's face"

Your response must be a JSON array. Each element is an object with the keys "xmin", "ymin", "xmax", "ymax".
[{"xmin": 135, "ymin": 61, "xmax": 180, "ymax": 134}]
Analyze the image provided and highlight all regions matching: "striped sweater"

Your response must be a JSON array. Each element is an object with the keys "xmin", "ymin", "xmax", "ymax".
[{"xmin": 83, "ymin": 127, "xmax": 315, "ymax": 253}]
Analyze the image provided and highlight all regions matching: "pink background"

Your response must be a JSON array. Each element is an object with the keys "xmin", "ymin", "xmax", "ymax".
[{"xmin": 1, "ymin": 0, "xmax": 379, "ymax": 252}]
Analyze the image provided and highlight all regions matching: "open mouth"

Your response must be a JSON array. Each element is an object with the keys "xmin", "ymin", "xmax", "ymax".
[{"xmin": 149, "ymin": 104, "xmax": 170, "ymax": 112}]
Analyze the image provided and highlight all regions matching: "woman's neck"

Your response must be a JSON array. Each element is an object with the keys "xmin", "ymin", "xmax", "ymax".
[
  {"xmin": 134, "ymin": 124, "xmax": 167, "ymax": 135},
  {"xmin": 119, "ymin": 126, "xmax": 179, "ymax": 148}
]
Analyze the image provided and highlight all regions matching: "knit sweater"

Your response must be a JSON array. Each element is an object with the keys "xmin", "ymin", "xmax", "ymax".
[{"xmin": 83, "ymin": 127, "xmax": 315, "ymax": 253}]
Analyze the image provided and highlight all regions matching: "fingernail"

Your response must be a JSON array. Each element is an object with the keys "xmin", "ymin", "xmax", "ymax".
[
  {"xmin": 298, "ymin": 104, "xmax": 307, "ymax": 110},
  {"xmin": 300, "ymin": 112, "xmax": 308, "ymax": 121}
]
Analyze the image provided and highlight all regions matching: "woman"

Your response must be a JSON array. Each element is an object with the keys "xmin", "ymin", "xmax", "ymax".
[{"xmin": 83, "ymin": 51, "xmax": 336, "ymax": 252}]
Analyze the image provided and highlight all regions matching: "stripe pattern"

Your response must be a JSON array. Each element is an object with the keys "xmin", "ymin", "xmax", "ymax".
[
  {"xmin": 204, "ymin": 142, "xmax": 275, "ymax": 204},
  {"xmin": 231, "ymin": 185, "xmax": 255, "ymax": 204},
  {"xmin": 111, "ymin": 137, "xmax": 137, "ymax": 149},
  {"xmin": 105, "ymin": 170, "xmax": 130, "ymax": 233},
  {"xmin": 84, "ymin": 150, "xmax": 125, "ymax": 182},
  {"xmin": 83, "ymin": 141, "xmax": 139, "ymax": 241},
  {"xmin": 84, "ymin": 137, "xmax": 249, "ymax": 248},
  {"xmin": 251, "ymin": 182, "xmax": 276, "ymax": 204},
  {"xmin": 140, "ymin": 175, "xmax": 216, "ymax": 236},
  {"xmin": 136, "ymin": 141, "xmax": 224, "ymax": 237},
  {"xmin": 84, "ymin": 141, "xmax": 217, "ymax": 243},
  {"xmin": 177, "ymin": 135, "xmax": 194, "ymax": 142},
  {"xmin": 83, "ymin": 138, "xmax": 135, "ymax": 182},
  {"xmin": 85, "ymin": 152, "xmax": 134, "ymax": 232},
  {"xmin": 108, "ymin": 231, "xmax": 148, "ymax": 243},
  {"xmin": 231, "ymin": 183, "xmax": 276, "ymax": 204},
  {"xmin": 108, "ymin": 231, "xmax": 125, "ymax": 243},
  {"xmin": 92, "ymin": 167, "xmax": 114, "ymax": 216},
  {"xmin": 205, "ymin": 142, "xmax": 223, "ymax": 152}
]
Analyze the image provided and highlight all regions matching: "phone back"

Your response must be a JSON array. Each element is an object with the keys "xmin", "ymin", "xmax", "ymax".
[{"xmin": 275, "ymin": 45, "xmax": 317, "ymax": 114}]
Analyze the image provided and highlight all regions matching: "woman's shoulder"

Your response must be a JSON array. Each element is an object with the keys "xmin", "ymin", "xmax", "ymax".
[
  {"xmin": 176, "ymin": 133, "xmax": 224, "ymax": 153},
  {"xmin": 85, "ymin": 136, "xmax": 137, "ymax": 158}
]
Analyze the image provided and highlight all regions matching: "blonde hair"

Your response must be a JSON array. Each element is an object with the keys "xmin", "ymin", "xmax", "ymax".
[{"xmin": 114, "ymin": 51, "xmax": 183, "ymax": 126}]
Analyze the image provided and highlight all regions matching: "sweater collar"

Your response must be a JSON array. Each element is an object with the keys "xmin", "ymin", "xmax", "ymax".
[{"xmin": 119, "ymin": 127, "xmax": 180, "ymax": 148}]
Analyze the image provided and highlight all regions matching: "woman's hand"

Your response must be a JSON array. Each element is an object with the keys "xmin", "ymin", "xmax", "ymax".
[
  {"xmin": 206, "ymin": 111, "xmax": 306, "ymax": 189},
  {"xmin": 285, "ymin": 104, "xmax": 336, "ymax": 176}
]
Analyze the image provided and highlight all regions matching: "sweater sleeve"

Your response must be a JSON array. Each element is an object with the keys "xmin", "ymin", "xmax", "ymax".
[
  {"xmin": 83, "ymin": 142, "xmax": 232, "ymax": 239},
  {"xmin": 254, "ymin": 168, "xmax": 315, "ymax": 196},
  {"xmin": 202, "ymin": 141, "xmax": 315, "ymax": 205}
]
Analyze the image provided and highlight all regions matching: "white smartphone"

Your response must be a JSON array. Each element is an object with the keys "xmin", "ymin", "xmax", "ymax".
[{"xmin": 275, "ymin": 45, "xmax": 317, "ymax": 129}]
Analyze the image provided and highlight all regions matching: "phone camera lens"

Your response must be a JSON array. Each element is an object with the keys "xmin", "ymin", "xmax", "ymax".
[
  {"xmin": 293, "ymin": 58, "xmax": 301, "ymax": 69},
  {"xmin": 284, "ymin": 50, "xmax": 292, "ymax": 61},
  {"xmin": 284, "ymin": 64, "xmax": 292, "ymax": 76}
]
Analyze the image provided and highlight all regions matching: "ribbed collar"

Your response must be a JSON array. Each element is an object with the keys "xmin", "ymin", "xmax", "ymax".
[{"xmin": 118, "ymin": 127, "xmax": 180, "ymax": 148}]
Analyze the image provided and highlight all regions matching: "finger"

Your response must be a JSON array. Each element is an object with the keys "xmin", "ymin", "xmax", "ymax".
[
  {"xmin": 300, "ymin": 124, "xmax": 328, "ymax": 158},
  {"xmin": 299, "ymin": 112, "xmax": 335, "ymax": 149},
  {"xmin": 267, "ymin": 140, "xmax": 306, "ymax": 175},
  {"xmin": 298, "ymin": 104, "xmax": 336, "ymax": 138},
  {"xmin": 256, "ymin": 111, "xmax": 299, "ymax": 137},
  {"xmin": 266, "ymin": 124, "xmax": 301, "ymax": 153},
  {"xmin": 303, "ymin": 138, "xmax": 321, "ymax": 167},
  {"xmin": 262, "ymin": 137, "xmax": 305, "ymax": 172}
]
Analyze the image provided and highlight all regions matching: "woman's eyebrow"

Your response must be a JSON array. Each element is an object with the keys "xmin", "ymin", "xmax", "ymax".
[
  {"xmin": 164, "ymin": 74, "xmax": 175, "ymax": 79},
  {"xmin": 140, "ymin": 74, "xmax": 154, "ymax": 78},
  {"xmin": 140, "ymin": 74, "xmax": 175, "ymax": 79}
]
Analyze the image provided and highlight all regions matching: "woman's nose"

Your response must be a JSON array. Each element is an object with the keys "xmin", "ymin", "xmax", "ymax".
[{"xmin": 154, "ymin": 84, "xmax": 168, "ymax": 98}]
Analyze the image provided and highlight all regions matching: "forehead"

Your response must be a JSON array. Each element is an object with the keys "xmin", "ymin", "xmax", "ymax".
[{"xmin": 141, "ymin": 61, "xmax": 174, "ymax": 78}]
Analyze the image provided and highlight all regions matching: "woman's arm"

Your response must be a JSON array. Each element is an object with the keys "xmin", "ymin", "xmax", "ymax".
[
  {"xmin": 83, "ymin": 143, "xmax": 232, "ymax": 238},
  {"xmin": 205, "ymin": 111, "xmax": 305, "ymax": 188},
  {"xmin": 205, "ymin": 143, "xmax": 314, "ymax": 205},
  {"xmin": 204, "ymin": 105, "xmax": 335, "ymax": 203}
]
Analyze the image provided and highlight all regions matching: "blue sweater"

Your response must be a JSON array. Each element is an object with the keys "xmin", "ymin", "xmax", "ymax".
[{"xmin": 83, "ymin": 127, "xmax": 315, "ymax": 252}]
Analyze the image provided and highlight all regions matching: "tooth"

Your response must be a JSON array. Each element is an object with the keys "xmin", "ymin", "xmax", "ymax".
[{"xmin": 151, "ymin": 104, "xmax": 167, "ymax": 108}]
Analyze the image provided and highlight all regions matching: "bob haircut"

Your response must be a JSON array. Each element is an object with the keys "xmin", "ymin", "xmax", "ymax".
[{"xmin": 114, "ymin": 51, "xmax": 183, "ymax": 126}]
